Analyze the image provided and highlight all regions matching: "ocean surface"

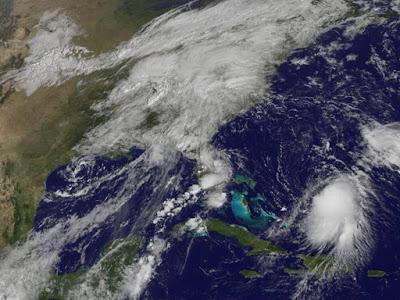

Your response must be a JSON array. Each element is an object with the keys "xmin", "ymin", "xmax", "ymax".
[{"xmin": 1, "ymin": 1, "xmax": 400, "ymax": 299}]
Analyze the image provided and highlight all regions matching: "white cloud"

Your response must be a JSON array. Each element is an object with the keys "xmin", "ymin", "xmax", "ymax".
[{"xmin": 362, "ymin": 122, "xmax": 400, "ymax": 168}]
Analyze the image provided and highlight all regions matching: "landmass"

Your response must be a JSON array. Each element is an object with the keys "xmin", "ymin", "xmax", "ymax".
[
  {"xmin": 39, "ymin": 236, "xmax": 143, "ymax": 299},
  {"xmin": 206, "ymin": 218, "xmax": 286, "ymax": 255},
  {"xmin": 239, "ymin": 269, "xmax": 263, "ymax": 279},
  {"xmin": 0, "ymin": 0, "xmax": 178, "ymax": 248},
  {"xmin": 367, "ymin": 269, "xmax": 386, "ymax": 278}
]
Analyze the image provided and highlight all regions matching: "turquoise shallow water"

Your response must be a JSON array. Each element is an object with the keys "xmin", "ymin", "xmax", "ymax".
[
  {"xmin": 1, "ymin": 1, "xmax": 398, "ymax": 298},
  {"xmin": 230, "ymin": 175, "xmax": 279, "ymax": 228}
]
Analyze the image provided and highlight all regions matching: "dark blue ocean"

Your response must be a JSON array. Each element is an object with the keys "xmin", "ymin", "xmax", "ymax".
[{"xmin": 32, "ymin": 1, "xmax": 400, "ymax": 299}]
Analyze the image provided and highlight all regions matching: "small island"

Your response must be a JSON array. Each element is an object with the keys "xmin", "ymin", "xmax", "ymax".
[
  {"xmin": 367, "ymin": 270, "xmax": 386, "ymax": 278},
  {"xmin": 239, "ymin": 269, "xmax": 263, "ymax": 279}
]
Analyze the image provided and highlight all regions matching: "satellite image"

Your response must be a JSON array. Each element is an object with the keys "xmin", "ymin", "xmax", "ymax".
[{"xmin": 0, "ymin": 0, "xmax": 400, "ymax": 299}]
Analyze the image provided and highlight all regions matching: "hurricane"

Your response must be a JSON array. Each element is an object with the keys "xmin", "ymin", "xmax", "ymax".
[{"xmin": 1, "ymin": 0, "xmax": 400, "ymax": 299}]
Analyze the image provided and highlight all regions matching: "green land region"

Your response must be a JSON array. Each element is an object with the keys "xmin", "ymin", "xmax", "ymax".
[
  {"xmin": 0, "ymin": 0, "xmax": 196, "ymax": 248},
  {"xmin": 0, "ymin": 0, "xmax": 395, "ymax": 251},
  {"xmin": 232, "ymin": 174, "xmax": 257, "ymax": 190},
  {"xmin": 206, "ymin": 218, "xmax": 352, "ymax": 276},
  {"xmin": 1, "ymin": 63, "xmax": 131, "ymax": 245},
  {"xmin": 239, "ymin": 269, "xmax": 262, "ymax": 279},
  {"xmin": 367, "ymin": 270, "xmax": 386, "ymax": 278},
  {"xmin": 284, "ymin": 254, "xmax": 337, "ymax": 276},
  {"xmin": 39, "ymin": 236, "xmax": 143, "ymax": 299},
  {"xmin": 206, "ymin": 218, "xmax": 286, "ymax": 255}
]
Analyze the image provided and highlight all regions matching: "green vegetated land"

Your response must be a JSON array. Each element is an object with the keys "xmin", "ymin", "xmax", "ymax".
[
  {"xmin": 287, "ymin": 254, "xmax": 336, "ymax": 276},
  {"xmin": 367, "ymin": 269, "xmax": 386, "ymax": 278},
  {"xmin": 0, "ymin": 0, "xmax": 179, "ymax": 249},
  {"xmin": 74, "ymin": 0, "xmax": 217, "ymax": 54},
  {"xmin": 73, "ymin": 0, "xmax": 161, "ymax": 54},
  {"xmin": 206, "ymin": 218, "xmax": 286, "ymax": 255},
  {"xmin": 0, "ymin": 0, "xmax": 168, "ymax": 247},
  {"xmin": 239, "ymin": 269, "xmax": 262, "ymax": 279},
  {"xmin": 285, "ymin": 254, "xmax": 354, "ymax": 276},
  {"xmin": 0, "ymin": 0, "xmax": 220, "ymax": 249},
  {"xmin": 39, "ymin": 236, "xmax": 144, "ymax": 299},
  {"xmin": 206, "ymin": 218, "xmax": 356, "ymax": 277},
  {"xmin": 93, "ymin": 236, "xmax": 144, "ymax": 292},
  {"xmin": 1, "ymin": 61, "xmax": 131, "ymax": 245}
]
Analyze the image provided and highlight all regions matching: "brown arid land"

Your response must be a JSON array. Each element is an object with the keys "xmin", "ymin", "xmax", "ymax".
[{"xmin": 0, "ymin": 0, "xmax": 167, "ymax": 248}]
